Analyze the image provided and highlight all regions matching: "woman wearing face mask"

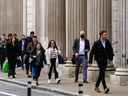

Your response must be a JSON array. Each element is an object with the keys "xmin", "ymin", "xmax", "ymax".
[
  {"xmin": 46, "ymin": 40, "xmax": 61, "ymax": 84},
  {"xmin": 31, "ymin": 42, "xmax": 47, "ymax": 86}
]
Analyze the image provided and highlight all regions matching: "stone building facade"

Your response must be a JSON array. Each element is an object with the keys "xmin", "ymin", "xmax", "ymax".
[{"xmin": 0, "ymin": 0, "xmax": 128, "ymax": 83}]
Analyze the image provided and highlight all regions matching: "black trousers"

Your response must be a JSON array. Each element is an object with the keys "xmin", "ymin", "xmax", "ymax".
[
  {"xmin": 0, "ymin": 56, "xmax": 5, "ymax": 69},
  {"xmin": 48, "ymin": 58, "xmax": 58, "ymax": 79},
  {"xmin": 8, "ymin": 57, "xmax": 17, "ymax": 77},
  {"xmin": 96, "ymin": 60, "xmax": 107, "ymax": 89},
  {"xmin": 24, "ymin": 55, "xmax": 32, "ymax": 75},
  {"xmin": 20, "ymin": 52, "xmax": 25, "ymax": 69}
]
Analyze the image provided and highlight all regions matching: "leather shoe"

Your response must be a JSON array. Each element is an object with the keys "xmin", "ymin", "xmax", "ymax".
[
  {"xmin": 105, "ymin": 88, "xmax": 110, "ymax": 94},
  {"xmin": 95, "ymin": 87, "xmax": 101, "ymax": 93},
  {"xmin": 83, "ymin": 80, "xmax": 89, "ymax": 83}
]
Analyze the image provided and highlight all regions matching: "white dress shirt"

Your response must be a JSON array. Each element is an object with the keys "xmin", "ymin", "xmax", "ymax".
[
  {"xmin": 22, "ymin": 40, "xmax": 25, "ymax": 51},
  {"xmin": 101, "ymin": 40, "xmax": 106, "ymax": 48},
  {"xmin": 79, "ymin": 38, "xmax": 85, "ymax": 55}
]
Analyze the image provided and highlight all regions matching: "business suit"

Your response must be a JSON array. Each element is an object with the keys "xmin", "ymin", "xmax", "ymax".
[
  {"xmin": 73, "ymin": 38, "xmax": 90, "ymax": 82},
  {"xmin": 89, "ymin": 39, "xmax": 114, "ymax": 89},
  {"xmin": 18, "ymin": 38, "xmax": 27, "ymax": 69}
]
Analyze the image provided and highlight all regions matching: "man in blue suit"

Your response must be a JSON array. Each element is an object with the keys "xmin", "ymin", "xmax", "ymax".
[{"xmin": 73, "ymin": 30, "xmax": 90, "ymax": 83}]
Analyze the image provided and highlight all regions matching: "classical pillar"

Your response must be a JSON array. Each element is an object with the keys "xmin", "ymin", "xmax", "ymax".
[
  {"xmin": 66, "ymin": 0, "xmax": 87, "ymax": 59},
  {"xmin": 25, "ymin": 0, "xmax": 36, "ymax": 36},
  {"xmin": 0, "ymin": 0, "xmax": 23, "ymax": 36},
  {"xmin": 36, "ymin": 0, "xmax": 66, "ymax": 55},
  {"xmin": 87, "ymin": 0, "xmax": 112, "ymax": 45},
  {"xmin": 0, "ymin": 0, "xmax": 7, "ymax": 35},
  {"xmin": 111, "ymin": 0, "xmax": 128, "ymax": 85},
  {"xmin": 23, "ymin": 0, "xmax": 27, "ymax": 35},
  {"xmin": 87, "ymin": 0, "xmax": 113, "ymax": 82}
]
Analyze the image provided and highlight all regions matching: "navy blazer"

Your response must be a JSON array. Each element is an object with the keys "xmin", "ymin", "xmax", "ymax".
[
  {"xmin": 73, "ymin": 38, "xmax": 90, "ymax": 59},
  {"xmin": 18, "ymin": 38, "xmax": 27, "ymax": 54}
]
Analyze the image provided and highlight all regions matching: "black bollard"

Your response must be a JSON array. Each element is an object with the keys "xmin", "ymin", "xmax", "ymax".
[
  {"xmin": 27, "ymin": 81, "xmax": 32, "ymax": 96},
  {"xmin": 78, "ymin": 82, "xmax": 83, "ymax": 96}
]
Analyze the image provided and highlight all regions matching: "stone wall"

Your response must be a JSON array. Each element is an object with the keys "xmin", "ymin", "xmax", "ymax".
[{"xmin": 0, "ymin": 0, "xmax": 23, "ymax": 36}]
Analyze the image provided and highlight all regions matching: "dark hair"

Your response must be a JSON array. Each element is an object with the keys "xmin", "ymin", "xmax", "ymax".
[
  {"xmin": 8, "ymin": 33, "xmax": 12, "ymax": 37},
  {"xmin": 37, "ymin": 42, "xmax": 45, "ymax": 52},
  {"xmin": 2, "ymin": 34, "xmax": 6, "ymax": 36},
  {"xmin": 99, "ymin": 30, "xmax": 107, "ymax": 36},
  {"xmin": 47, "ymin": 40, "xmax": 58, "ymax": 49},
  {"xmin": 13, "ymin": 33, "xmax": 17, "ymax": 36},
  {"xmin": 30, "ymin": 31, "xmax": 34, "ymax": 35}
]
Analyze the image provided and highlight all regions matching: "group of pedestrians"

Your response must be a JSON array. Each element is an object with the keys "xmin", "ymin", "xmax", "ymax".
[
  {"xmin": 0, "ymin": 31, "xmax": 62, "ymax": 86},
  {"xmin": 72, "ymin": 30, "xmax": 114, "ymax": 94},
  {"xmin": 0, "ymin": 30, "xmax": 114, "ymax": 94}
]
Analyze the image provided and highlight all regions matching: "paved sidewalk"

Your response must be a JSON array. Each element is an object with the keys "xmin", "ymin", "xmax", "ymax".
[{"xmin": 0, "ymin": 68, "xmax": 128, "ymax": 96}]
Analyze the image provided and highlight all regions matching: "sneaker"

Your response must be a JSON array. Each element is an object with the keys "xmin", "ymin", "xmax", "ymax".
[
  {"xmin": 83, "ymin": 80, "xmax": 89, "ymax": 83},
  {"xmin": 36, "ymin": 81, "xmax": 39, "ymax": 86},
  {"xmin": 32, "ymin": 80, "xmax": 36, "ymax": 87},
  {"xmin": 74, "ymin": 80, "xmax": 78, "ymax": 83},
  {"xmin": 27, "ymin": 75, "xmax": 32, "ymax": 78},
  {"xmin": 56, "ymin": 78, "xmax": 61, "ymax": 84},
  {"xmin": 8, "ymin": 76, "xmax": 13, "ymax": 79},
  {"xmin": 95, "ymin": 87, "xmax": 101, "ymax": 93},
  {"xmin": 105, "ymin": 88, "xmax": 110, "ymax": 94},
  {"xmin": 48, "ymin": 80, "xmax": 51, "ymax": 84}
]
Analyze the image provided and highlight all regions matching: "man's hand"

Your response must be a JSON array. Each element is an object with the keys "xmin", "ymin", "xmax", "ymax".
[{"xmin": 75, "ymin": 53, "xmax": 79, "ymax": 57}]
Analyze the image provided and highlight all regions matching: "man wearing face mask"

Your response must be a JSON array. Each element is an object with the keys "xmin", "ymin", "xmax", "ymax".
[{"xmin": 73, "ymin": 30, "xmax": 90, "ymax": 83}]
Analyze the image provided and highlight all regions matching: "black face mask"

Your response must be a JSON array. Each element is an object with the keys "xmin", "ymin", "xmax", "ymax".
[{"xmin": 80, "ymin": 35, "xmax": 85, "ymax": 38}]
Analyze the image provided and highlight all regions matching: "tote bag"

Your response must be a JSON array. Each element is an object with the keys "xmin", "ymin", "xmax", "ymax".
[{"xmin": 2, "ymin": 59, "xmax": 9, "ymax": 73}]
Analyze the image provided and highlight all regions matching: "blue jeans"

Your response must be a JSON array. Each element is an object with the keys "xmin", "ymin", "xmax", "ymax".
[{"xmin": 32, "ymin": 66, "xmax": 41, "ymax": 80}]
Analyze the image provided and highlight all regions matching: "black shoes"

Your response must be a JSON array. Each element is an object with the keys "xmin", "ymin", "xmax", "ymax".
[
  {"xmin": 83, "ymin": 80, "xmax": 89, "ymax": 83},
  {"xmin": 95, "ymin": 87, "xmax": 110, "ymax": 94},
  {"xmin": 56, "ymin": 79, "xmax": 61, "ymax": 84},
  {"xmin": 95, "ymin": 87, "xmax": 101, "ymax": 93},
  {"xmin": 105, "ymin": 88, "xmax": 110, "ymax": 94}
]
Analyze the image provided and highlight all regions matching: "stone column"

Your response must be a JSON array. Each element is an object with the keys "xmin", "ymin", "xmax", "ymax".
[
  {"xmin": 87, "ymin": 0, "xmax": 113, "ymax": 82},
  {"xmin": 0, "ymin": 0, "xmax": 23, "ymax": 36},
  {"xmin": 111, "ymin": 0, "xmax": 128, "ymax": 85},
  {"xmin": 66, "ymin": 0, "xmax": 87, "ymax": 59},
  {"xmin": 87, "ymin": 0, "xmax": 112, "ymax": 45},
  {"xmin": 23, "ymin": 0, "xmax": 27, "ymax": 35},
  {"xmin": 36, "ymin": 0, "xmax": 66, "ymax": 55}
]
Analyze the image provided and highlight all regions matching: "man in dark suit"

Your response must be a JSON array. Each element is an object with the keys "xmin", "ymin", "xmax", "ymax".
[
  {"xmin": 18, "ymin": 34, "xmax": 27, "ymax": 70},
  {"xmin": 73, "ymin": 30, "xmax": 90, "ymax": 83},
  {"xmin": 24, "ymin": 31, "xmax": 34, "ymax": 77},
  {"xmin": 89, "ymin": 30, "xmax": 114, "ymax": 93}
]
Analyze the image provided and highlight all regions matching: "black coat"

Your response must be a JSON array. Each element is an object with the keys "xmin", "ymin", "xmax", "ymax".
[
  {"xmin": 6, "ymin": 40, "xmax": 19, "ymax": 58},
  {"xmin": 0, "ymin": 41, "xmax": 7, "ymax": 57},
  {"xmin": 31, "ymin": 48, "xmax": 47, "ymax": 67},
  {"xmin": 73, "ymin": 38, "xmax": 90, "ymax": 59},
  {"xmin": 89, "ymin": 39, "xmax": 114, "ymax": 65}
]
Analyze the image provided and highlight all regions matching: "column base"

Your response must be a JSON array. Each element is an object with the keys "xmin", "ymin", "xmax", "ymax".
[
  {"xmin": 63, "ymin": 61, "xmax": 75, "ymax": 78},
  {"xmin": 88, "ymin": 64, "xmax": 115, "ymax": 82},
  {"xmin": 110, "ymin": 68, "xmax": 128, "ymax": 86}
]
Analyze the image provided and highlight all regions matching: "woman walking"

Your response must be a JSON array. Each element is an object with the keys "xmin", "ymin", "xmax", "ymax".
[
  {"xmin": 31, "ymin": 42, "xmax": 47, "ymax": 86},
  {"xmin": 6, "ymin": 33, "xmax": 19, "ymax": 78},
  {"xmin": 46, "ymin": 40, "xmax": 61, "ymax": 84}
]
